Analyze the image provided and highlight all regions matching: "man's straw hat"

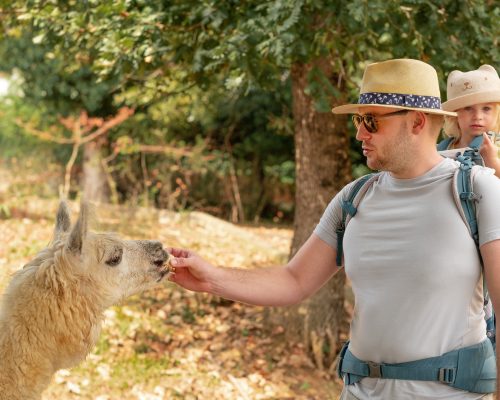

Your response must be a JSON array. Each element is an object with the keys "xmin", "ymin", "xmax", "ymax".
[
  {"xmin": 332, "ymin": 59, "xmax": 456, "ymax": 116},
  {"xmin": 442, "ymin": 65, "xmax": 500, "ymax": 112}
]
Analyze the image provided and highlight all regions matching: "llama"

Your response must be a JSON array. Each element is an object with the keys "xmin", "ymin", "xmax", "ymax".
[{"xmin": 0, "ymin": 201, "xmax": 171, "ymax": 400}]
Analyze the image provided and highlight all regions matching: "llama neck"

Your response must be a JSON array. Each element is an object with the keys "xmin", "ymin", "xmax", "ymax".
[
  {"xmin": 0, "ymin": 264, "xmax": 106, "ymax": 400},
  {"xmin": 35, "ymin": 264, "xmax": 107, "ymax": 363},
  {"xmin": 0, "ymin": 297, "xmax": 104, "ymax": 400},
  {"xmin": 0, "ymin": 321, "xmax": 54, "ymax": 400}
]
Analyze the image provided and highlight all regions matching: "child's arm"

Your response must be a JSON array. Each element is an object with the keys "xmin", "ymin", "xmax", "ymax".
[{"xmin": 480, "ymin": 132, "xmax": 500, "ymax": 178}]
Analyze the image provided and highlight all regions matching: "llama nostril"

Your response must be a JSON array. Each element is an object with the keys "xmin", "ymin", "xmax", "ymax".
[{"xmin": 148, "ymin": 243, "xmax": 169, "ymax": 269}]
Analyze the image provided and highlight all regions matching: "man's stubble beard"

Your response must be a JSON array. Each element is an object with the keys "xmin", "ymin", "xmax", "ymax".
[{"xmin": 368, "ymin": 122, "xmax": 413, "ymax": 174}]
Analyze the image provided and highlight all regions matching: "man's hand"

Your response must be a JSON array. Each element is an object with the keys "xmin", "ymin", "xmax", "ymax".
[{"xmin": 167, "ymin": 247, "xmax": 216, "ymax": 293}]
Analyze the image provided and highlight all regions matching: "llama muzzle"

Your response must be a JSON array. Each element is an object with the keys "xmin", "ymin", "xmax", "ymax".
[{"xmin": 155, "ymin": 249, "xmax": 173, "ymax": 282}]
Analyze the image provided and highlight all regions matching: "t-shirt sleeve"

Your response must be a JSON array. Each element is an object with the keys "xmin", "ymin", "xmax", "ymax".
[
  {"xmin": 474, "ymin": 167, "xmax": 500, "ymax": 246},
  {"xmin": 313, "ymin": 181, "xmax": 358, "ymax": 248}
]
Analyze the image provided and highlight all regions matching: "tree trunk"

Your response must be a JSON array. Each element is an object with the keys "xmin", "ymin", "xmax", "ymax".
[
  {"xmin": 83, "ymin": 138, "xmax": 110, "ymax": 203},
  {"xmin": 268, "ymin": 57, "xmax": 352, "ymax": 371}
]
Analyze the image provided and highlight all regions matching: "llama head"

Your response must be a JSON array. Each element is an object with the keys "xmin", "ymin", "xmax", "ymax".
[
  {"xmin": 0, "ymin": 202, "xmax": 172, "ymax": 398},
  {"xmin": 52, "ymin": 201, "xmax": 171, "ymax": 306}
]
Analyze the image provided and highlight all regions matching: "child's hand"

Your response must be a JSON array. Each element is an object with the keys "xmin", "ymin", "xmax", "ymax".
[{"xmin": 480, "ymin": 132, "xmax": 500, "ymax": 177}]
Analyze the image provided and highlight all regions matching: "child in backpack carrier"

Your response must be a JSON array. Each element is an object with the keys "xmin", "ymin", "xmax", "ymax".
[
  {"xmin": 439, "ymin": 64, "xmax": 500, "ymax": 177},
  {"xmin": 439, "ymin": 64, "xmax": 500, "ymax": 349}
]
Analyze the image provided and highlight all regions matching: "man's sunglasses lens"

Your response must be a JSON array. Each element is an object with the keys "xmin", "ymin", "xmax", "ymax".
[
  {"xmin": 352, "ymin": 110, "xmax": 409, "ymax": 133},
  {"xmin": 352, "ymin": 115, "xmax": 377, "ymax": 133}
]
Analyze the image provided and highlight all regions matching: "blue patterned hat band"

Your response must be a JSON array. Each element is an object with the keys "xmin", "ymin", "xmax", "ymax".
[{"xmin": 359, "ymin": 92, "xmax": 442, "ymax": 110}]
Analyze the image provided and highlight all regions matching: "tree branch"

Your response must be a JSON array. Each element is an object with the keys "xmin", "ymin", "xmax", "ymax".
[
  {"xmin": 80, "ymin": 107, "xmax": 135, "ymax": 144},
  {"xmin": 14, "ymin": 118, "xmax": 73, "ymax": 144}
]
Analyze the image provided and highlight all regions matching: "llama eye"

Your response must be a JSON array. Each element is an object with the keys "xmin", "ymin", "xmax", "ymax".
[
  {"xmin": 104, "ymin": 246, "xmax": 123, "ymax": 267},
  {"xmin": 105, "ymin": 255, "xmax": 121, "ymax": 267}
]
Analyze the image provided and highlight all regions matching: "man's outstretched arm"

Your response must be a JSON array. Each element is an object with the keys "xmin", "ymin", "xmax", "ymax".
[{"xmin": 168, "ymin": 233, "xmax": 341, "ymax": 307}]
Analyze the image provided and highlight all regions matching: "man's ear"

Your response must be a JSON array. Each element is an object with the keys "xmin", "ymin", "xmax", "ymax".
[{"xmin": 412, "ymin": 111, "xmax": 426, "ymax": 133}]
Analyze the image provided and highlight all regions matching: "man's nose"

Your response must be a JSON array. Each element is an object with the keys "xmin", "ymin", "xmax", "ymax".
[{"xmin": 355, "ymin": 125, "xmax": 372, "ymax": 141}]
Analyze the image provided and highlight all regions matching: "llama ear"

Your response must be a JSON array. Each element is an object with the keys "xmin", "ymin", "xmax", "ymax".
[
  {"xmin": 54, "ymin": 201, "xmax": 71, "ymax": 239},
  {"xmin": 67, "ymin": 202, "xmax": 89, "ymax": 254}
]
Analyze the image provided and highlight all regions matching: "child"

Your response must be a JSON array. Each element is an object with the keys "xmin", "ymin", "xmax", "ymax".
[{"xmin": 440, "ymin": 64, "xmax": 500, "ymax": 177}]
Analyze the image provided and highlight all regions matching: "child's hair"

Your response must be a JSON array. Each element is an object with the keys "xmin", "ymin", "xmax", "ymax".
[{"xmin": 443, "ymin": 103, "xmax": 500, "ymax": 138}]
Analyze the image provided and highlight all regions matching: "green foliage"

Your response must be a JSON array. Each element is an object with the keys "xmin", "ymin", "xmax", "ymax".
[
  {"xmin": 109, "ymin": 83, "xmax": 294, "ymax": 221},
  {"xmin": 0, "ymin": 0, "xmax": 498, "ymax": 220},
  {"xmin": 2, "ymin": 0, "xmax": 498, "ymax": 105},
  {"xmin": 5, "ymin": 0, "xmax": 495, "ymax": 120},
  {"xmin": 0, "ymin": 95, "xmax": 67, "ymax": 160},
  {"xmin": 0, "ymin": 31, "xmax": 118, "ymax": 116}
]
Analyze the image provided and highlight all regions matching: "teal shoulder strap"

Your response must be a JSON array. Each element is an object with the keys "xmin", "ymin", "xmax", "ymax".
[
  {"xmin": 469, "ymin": 135, "xmax": 484, "ymax": 150},
  {"xmin": 455, "ymin": 155, "xmax": 479, "ymax": 247},
  {"xmin": 454, "ymin": 156, "xmax": 495, "ymax": 346},
  {"xmin": 336, "ymin": 173, "xmax": 378, "ymax": 267},
  {"xmin": 437, "ymin": 137, "xmax": 455, "ymax": 151}
]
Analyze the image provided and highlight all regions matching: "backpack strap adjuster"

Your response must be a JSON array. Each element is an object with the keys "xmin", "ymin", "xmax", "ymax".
[
  {"xmin": 341, "ymin": 199, "xmax": 358, "ymax": 217},
  {"xmin": 368, "ymin": 361, "xmax": 382, "ymax": 378},
  {"xmin": 459, "ymin": 191, "xmax": 480, "ymax": 202},
  {"xmin": 438, "ymin": 367, "xmax": 456, "ymax": 384}
]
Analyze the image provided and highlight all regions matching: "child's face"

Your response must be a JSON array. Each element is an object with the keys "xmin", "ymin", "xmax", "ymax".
[{"xmin": 456, "ymin": 102, "xmax": 498, "ymax": 138}]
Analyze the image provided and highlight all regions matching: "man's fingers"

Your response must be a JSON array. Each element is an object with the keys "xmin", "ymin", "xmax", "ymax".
[
  {"xmin": 170, "ymin": 257, "xmax": 182, "ymax": 267},
  {"xmin": 167, "ymin": 247, "xmax": 182, "ymax": 256},
  {"xmin": 167, "ymin": 247, "xmax": 193, "ymax": 258},
  {"xmin": 170, "ymin": 256, "xmax": 195, "ymax": 268}
]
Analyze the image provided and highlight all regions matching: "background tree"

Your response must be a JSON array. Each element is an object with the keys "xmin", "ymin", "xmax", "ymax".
[
  {"xmin": 0, "ymin": 0, "xmax": 497, "ymax": 369},
  {"xmin": 0, "ymin": 3, "xmax": 295, "ymax": 218}
]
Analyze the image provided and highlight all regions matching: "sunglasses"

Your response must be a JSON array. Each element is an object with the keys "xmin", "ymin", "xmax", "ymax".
[{"xmin": 352, "ymin": 110, "xmax": 410, "ymax": 133}]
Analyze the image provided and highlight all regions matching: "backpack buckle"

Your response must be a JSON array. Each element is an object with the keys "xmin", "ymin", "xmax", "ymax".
[
  {"xmin": 438, "ymin": 367, "xmax": 456, "ymax": 384},
  {"xmin": 460, "ymin": 191, "xmax": 480, "ymax": 202},
  {"xmin": 367, "ymin": 361, "xmax": 382, "ymax": 378}
]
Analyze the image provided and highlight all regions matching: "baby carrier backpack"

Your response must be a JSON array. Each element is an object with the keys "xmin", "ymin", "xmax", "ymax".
[
  {"xmin": 436, "ymin": 134, "xmax": 485, "ymax": 165},
  {"xmin": 335, "ymin": 150, "xmax": 496, "ymax": 393},
  {"xmin": 436, "ymin": 133, "xmax": 495, "ymax": 344},
  {"xmin": 437, "ymin": 131, "xmax": 500, "ymax": 167}
]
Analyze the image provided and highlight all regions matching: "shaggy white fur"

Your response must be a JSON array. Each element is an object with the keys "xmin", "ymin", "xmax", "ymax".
[{"xmin": 0, "ymin": 201, "xmax": 171, "ymax": 400}]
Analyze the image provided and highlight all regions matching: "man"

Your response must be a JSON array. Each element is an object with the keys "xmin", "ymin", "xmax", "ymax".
[{"xmin": 168, "ymin": 59, "xmax": 500, "ymax": 399}]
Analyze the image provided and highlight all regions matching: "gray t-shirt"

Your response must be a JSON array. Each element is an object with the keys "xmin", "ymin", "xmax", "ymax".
[{"xmin": 314, "ymin": 158, "xmax": 500, "ymax": 399}]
